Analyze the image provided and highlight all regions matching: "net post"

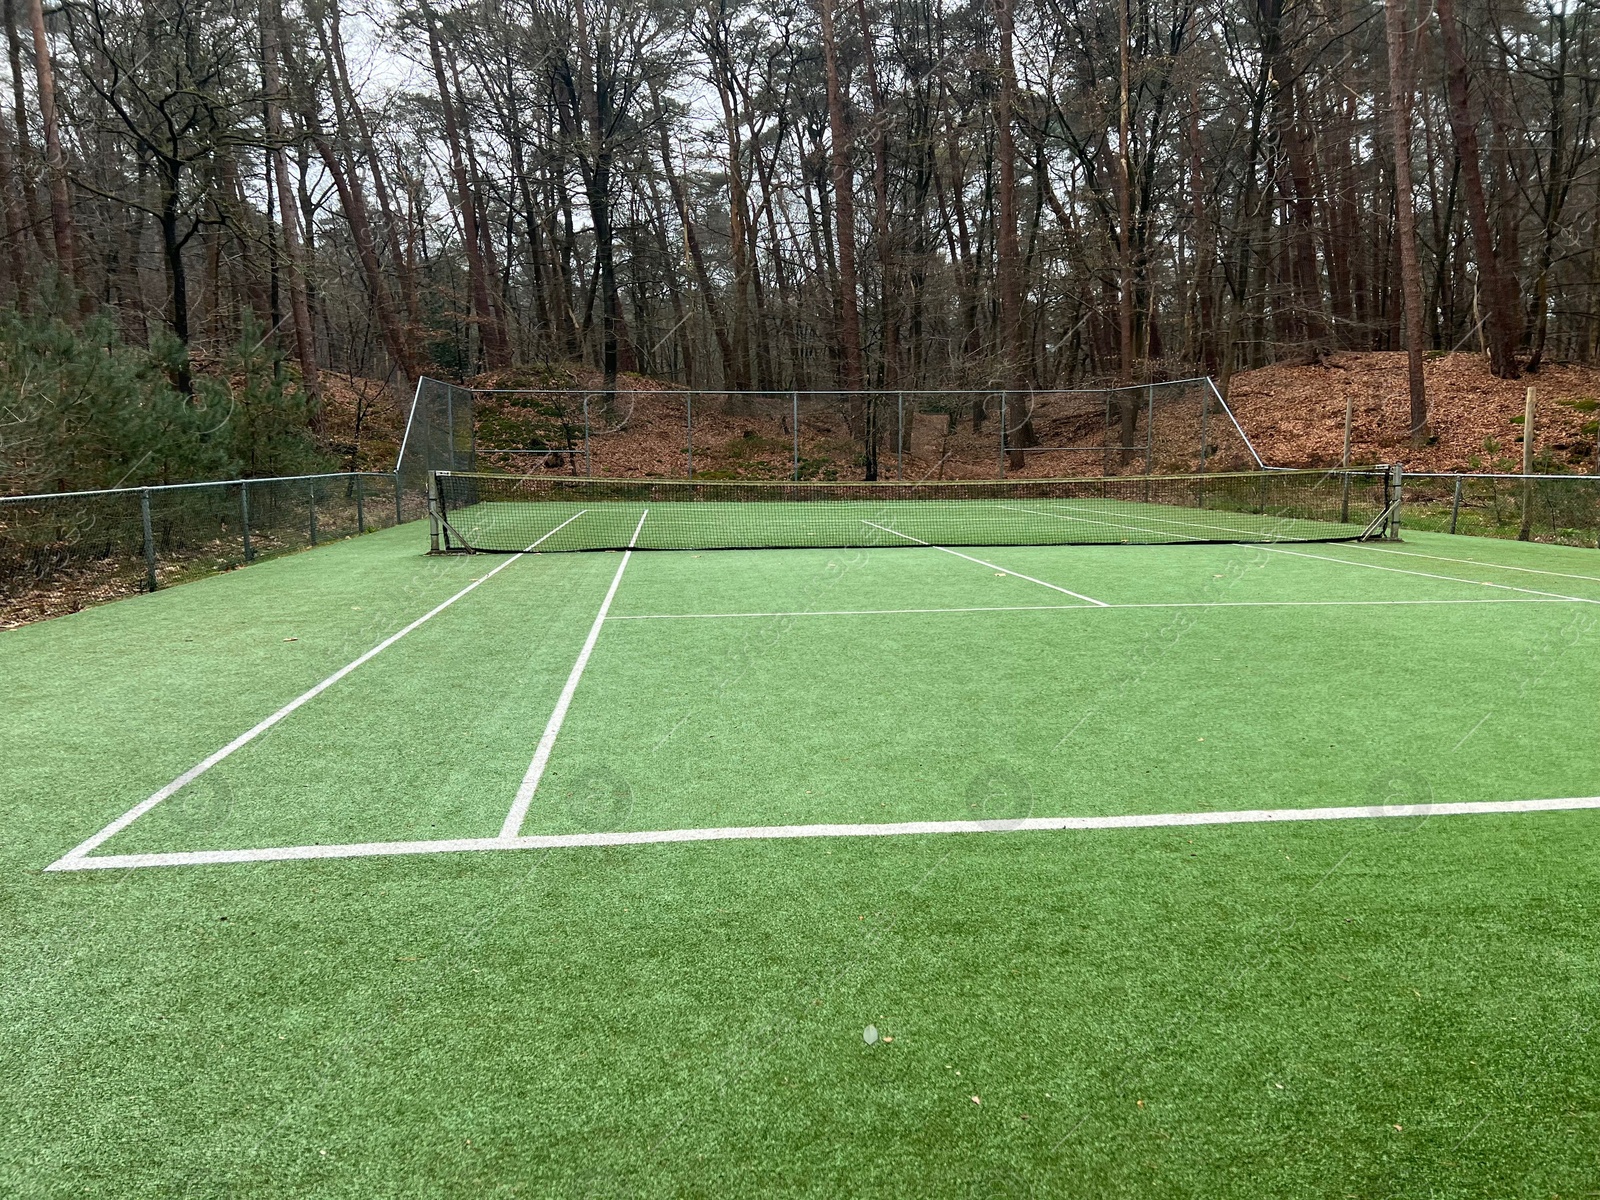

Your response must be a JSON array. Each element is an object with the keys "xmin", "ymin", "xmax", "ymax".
[
  {"xmin": 1386, "ymin": 463, "xmax": 1404, "ymax": 540},
  {"xmin": 897, "ymin": 391, "xmax": 904, "ymax": 480},
  {"xmin": 356, "ymin": 473, "xmax": 365, "ymax": 533},
  {"xmin": 686, "ymin": 392, "xmax": 694, "ymax": 478},
  {"xmin": 1449, "ymin": 474, "xmax": 1462, "ymax": 533},
  {"xmin": 241, "ymin": 481, "xmax": 252, "ymax": 562},
  {"xmin": 792, "ymin": 391, "xmax": 799, "ymax": 479},
  {"xmin": 998, "ymin": 391, "xmax": 1007, "ymax": 478},
  {"xmin": 140, "ymin": 488, "xmax": 157, "ymax": 592},
  {"xmin": 393, "ymin": 471, "xmax": 402, "ymax": 526},
  {"xmin": 308, "ymin": 479, "xmax": 318, "ymax": 545},
  {"xmin": 427, "ymin": 472, "xmax": 441, "ymax": 553}
]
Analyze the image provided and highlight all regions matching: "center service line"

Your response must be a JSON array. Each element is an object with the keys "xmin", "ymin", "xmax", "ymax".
[
  {"xmin": 860, "ymin": 520, "xmax": 1109, "ymax": 605},
  {"xmin": 500, "ymin": 509, "xmax": 650, "ymax": 839}
]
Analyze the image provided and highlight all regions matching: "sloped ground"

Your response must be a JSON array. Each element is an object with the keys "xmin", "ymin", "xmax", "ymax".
[{"xmin": 1226, "ymin": 351, "xmax": 1600, "ymax": 474}]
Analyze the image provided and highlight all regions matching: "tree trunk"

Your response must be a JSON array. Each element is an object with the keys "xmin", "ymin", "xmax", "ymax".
[
  {"xmin": 262, "ymin": 0, "xmax": 320, "ymax": 412},
  {"xmin": 422, "ymin": 0, "xmax": 507, "ymax": 369},
  {"xmin": 1383, "ymin": 0, "xmax": 1429, "ymax": 440},
  {"xmin": 26, "ymin": 0, "xmax": 73, "ymax": 280},
  {"xmin": 1436, "ymin": 0, "xmax": 1519, "ymax": 378},
  {"xmin": 994, "ymin": 0, "xmax": 1033, "ymax": 468},
  {"xmin": 819, "ymin": 0, "xmax": 864, "ymax": 396}
]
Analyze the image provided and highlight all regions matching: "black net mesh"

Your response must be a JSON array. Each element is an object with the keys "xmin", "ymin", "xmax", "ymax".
[{"xmin": 433, "ymin": 468, "xmax": 1392, "ymax": 553}]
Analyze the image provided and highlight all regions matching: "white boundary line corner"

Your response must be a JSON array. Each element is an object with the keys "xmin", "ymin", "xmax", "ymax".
[{"xmin": 46, "ymin": 512, "xmax": 589, "ymax": 873}]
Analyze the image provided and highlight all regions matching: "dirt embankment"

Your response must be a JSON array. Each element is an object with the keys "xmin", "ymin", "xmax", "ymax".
[{"xmin": 1225, "ymin": 351, "xmax": 1600, "ymax": 474}]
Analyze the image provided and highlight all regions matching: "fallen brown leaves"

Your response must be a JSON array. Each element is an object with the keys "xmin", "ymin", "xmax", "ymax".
[{"xmin": 1226, "ymin": 351, "xmax": 1600, "ymax": 474}]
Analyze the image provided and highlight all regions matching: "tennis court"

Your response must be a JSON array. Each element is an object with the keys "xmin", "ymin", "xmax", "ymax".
[{"xmin": 8, "ymin": 472, "xmax": 1600, "ymax": 1195}]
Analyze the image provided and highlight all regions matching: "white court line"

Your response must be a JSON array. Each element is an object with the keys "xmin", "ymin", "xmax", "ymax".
[
  {"xmin": 44, "ymin": 795, "xmax": 1600, "ymax": 871},
  {"xmin": 1352, "ymin": 543, "xmax": 1600, "ymax": 585},
  {"xmin": 860, "ymin": 521, "xmax": 1109, "ymax": 605},
  {"xmin": 1258, "ymin": 545, "xmax": 1600, "ymax": 604},
  {"xmin": 610, "ymin": 597, "xmax": 1576, "ymax": 621},
  {"xmin": 499, "ymin": 509, "xmax": 649, "ymax": 840},
  {"xmin": 47, "ymin": 511, "xmax": 591, "ymax": 871}
]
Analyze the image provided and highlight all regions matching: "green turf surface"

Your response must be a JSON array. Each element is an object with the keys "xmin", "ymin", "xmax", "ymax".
[{"xmin": 5, "ymin": 520, "xmax": 1600, "ymax": 1195}]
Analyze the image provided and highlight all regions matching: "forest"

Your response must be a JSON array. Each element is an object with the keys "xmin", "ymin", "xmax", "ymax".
[{"xmin": 2, "ymin": 0, "xmax": 1597, "ymax": 492}]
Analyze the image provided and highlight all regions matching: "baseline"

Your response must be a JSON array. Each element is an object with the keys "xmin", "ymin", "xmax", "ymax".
[{"xmin": 46, "ymin": 795, "xmax": 1600, "ymax": 871}]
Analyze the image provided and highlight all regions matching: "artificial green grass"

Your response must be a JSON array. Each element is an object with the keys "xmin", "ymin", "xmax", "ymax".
[{"xmin": 4, "ymin": 522, "xmax": 1600, "ymax": 1196}]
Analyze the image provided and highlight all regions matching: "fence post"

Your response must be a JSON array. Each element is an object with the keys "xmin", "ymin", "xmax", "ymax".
[
  {"xmin": 140, "ymin": 488, "xmax": 157, "ymax": 592},
  {"xmin": 686, "ymin": 392, "xmax": 694, "ymax": 478},
  {"xmin": 1144, "ymin": 384, "xmax": 1155, "ymax": 501},
  {"xmin": 583, "ymin": 397, "xmax": 592, "ymax": 477},
  {"xmin": 446, "ymin": 387, "xmax": 457, "ymax": 472},
  {"xmin": 394, "ymin": 471, "xmax": 403, "ymax": 526},
  {"xmin": 241, "ymin": 481, "xmax": 253, "ymax": 562},
  {"xmin": 1519, "ymin": 386, "xmax": 1536, "ymax": 541},
  {"xmin": 897, "ymin": 391, "xmax": 904, "ymax": 480},
  {"xmin": 792, "ymin": 391, "xmax": 799, "ymax": 480},
  {"xmin": 1339, "ymin": 392, "xmax": 1353, "ymax": 523},
  {"xmin": 308, "ymin": 479, "xmax": 318, "ymax": 545},
  {"xmin": 356, "ymin": 473, "xmax": 365, "ymax": 533},
  {"xmin": 1449, "ymin": 474, "xmax": 1462, "ymax": 534},
  {"xmin": 998, "ymin": 392, "xmax": 1007, "ymax": 478},
  {"xmin": 1145, "ymin": 383, "xmax": 1155, "ymax": 474}
]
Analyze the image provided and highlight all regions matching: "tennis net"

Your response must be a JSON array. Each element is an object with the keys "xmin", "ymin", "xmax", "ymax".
[{"xmin": 430, "ymin": 468, "xmax": 1397, "ymax": 553}]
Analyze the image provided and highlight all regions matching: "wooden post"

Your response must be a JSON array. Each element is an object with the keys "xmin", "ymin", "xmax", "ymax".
[{"xmin": 1519, "ymin": 386, "xmax": 1536, "ymax": 540}]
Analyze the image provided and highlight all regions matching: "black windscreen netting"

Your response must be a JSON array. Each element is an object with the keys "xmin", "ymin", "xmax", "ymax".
[{"xmin": 432, "ymin": 468, "xmax": 1394, "ymax": 553}]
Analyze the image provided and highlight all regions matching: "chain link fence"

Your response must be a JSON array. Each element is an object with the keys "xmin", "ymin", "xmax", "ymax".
[
  {"xmin": 450, "ymin": 377, "xmax": 1263, "ymax": 482},
  {"xmin": 1, "ymin": 472, "xmax": 402, "ymax": 628},
  {"xmin": 1401, "ymin": 472, "xmax": 1600, "ymax": 547}
]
